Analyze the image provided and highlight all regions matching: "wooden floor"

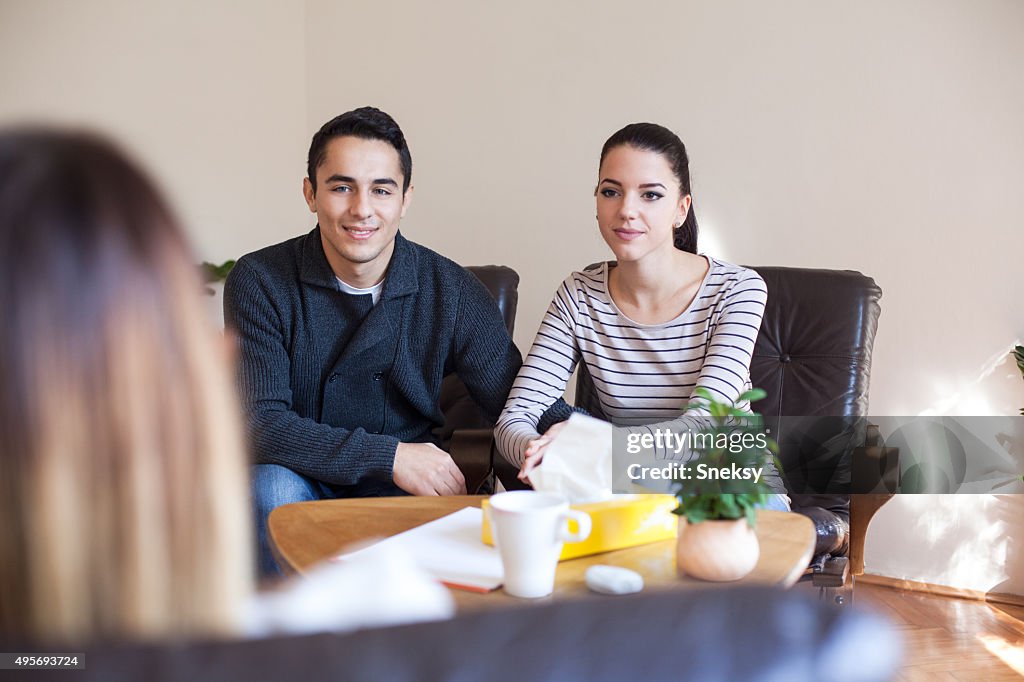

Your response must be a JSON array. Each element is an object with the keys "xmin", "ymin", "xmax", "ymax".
[{"xmin": 796, "ymin": 580, "xmax": 1024, "ymax": 680}]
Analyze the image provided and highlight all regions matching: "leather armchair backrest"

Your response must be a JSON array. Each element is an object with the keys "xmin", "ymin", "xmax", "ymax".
[
  {"xmin": 747, "ymin": 267, "xmax": 881, "ymax": 422},
  {"xmin": 466, "ymin": 265, "xmax": 520, "ymax": 337},
  {"xmin": 747, "ymin": 267, "xmax": 881, "ymax": 506},
  {"xmin": 436, "ymin": 265, "xmax": 520, "ymax": 442}
]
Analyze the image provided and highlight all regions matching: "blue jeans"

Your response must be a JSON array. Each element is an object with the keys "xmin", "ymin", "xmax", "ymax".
[
  {"xmin": 252, "ymin": 464, "xmax": 339, "ymax": 579},
  {"xmin": 758, "ymin": 493, "xmax": 792, "ymax": 512}
]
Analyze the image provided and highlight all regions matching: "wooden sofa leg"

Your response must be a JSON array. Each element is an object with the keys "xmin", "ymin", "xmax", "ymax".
[{"xmin": 849, "ymin": 493, "xmax": 894, "ymax": 575}]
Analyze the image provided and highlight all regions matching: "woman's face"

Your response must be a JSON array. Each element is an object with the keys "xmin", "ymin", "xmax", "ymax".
[{"xmin": 596, "ymin": 145, "xmax": 690, "ymax": 264}]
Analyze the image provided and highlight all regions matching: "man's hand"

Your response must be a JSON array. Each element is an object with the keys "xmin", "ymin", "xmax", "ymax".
[
  {"xmin": 393, "ymin": 442, "xmax": 467, "ymax": 496},
  {"xmin": 518, "ymin": 420, "xmax": 568, "ymax": 485}
]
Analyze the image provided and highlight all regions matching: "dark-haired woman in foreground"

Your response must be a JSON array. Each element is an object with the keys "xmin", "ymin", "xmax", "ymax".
[{"xmin": 495, "ymin": 123, "xmax": 787, "ymax": 508}]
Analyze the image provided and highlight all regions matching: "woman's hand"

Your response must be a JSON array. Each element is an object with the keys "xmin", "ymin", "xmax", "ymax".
[{"xmin": 518, "ymin": 421, "xmax": 569, "ymax": 485}]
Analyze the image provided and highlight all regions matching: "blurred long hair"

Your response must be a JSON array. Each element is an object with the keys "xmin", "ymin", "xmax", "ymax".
[{"xmin": 0, "ymin": 130, "xmax": 253, "ymax": 642}]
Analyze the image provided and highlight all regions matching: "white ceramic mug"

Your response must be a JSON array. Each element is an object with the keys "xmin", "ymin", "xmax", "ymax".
[{"xmin": 487, "ymin": 491, "xmax": 592, "ymax": 598}]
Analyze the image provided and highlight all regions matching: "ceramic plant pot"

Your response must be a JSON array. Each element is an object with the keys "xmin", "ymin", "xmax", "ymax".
[{"xmin": 676, "ymin": 517, "xmax": 760, "ymax": 582}]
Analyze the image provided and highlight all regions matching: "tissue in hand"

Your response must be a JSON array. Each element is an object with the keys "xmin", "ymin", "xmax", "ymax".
[
  {"xmin": 482, "ymin": 414, "xmax": 677, "ymax": 560},
  {"xmin": 529, "ymin": 413, "xmax": 614, "ymax": 503}
]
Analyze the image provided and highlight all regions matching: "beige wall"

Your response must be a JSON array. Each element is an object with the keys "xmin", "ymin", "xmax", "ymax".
[
  {"xmin": 866, "ymin": 494, "xmax": 1024, "ymax": 596},
  {"xmin": 304, "ymin": 0, "xmax": 1024, "ymax": 595},
  {"xmin": 304, "ymin": 0, "xmax": 1024, "ymax": 417},
  {"xmin": 0, "ymin": 0, "xmax": 310, "ymax": 265},
  {"xmin": 2, "ymin": 0, "xmax": 1022, "ymax": 594}
]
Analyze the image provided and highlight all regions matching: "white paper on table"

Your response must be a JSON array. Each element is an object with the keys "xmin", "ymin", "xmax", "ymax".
[
  {"xmin": 333, "ymin": 507, "xmax": 503, "ymax": 593},
  {"xmin": 531, "ymin": 413, "xmax": 614, "ymax": 503},
  {"xmin": 245, "ymin": 544, "xmax": 454, "ymax": 637}
]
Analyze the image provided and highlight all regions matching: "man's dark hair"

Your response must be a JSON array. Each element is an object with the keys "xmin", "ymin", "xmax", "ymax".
[{"xmin": 306, "ymin": 106, "xmax": 412, "ymax": 194}]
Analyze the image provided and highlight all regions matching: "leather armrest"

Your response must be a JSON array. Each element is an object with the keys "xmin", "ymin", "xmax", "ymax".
[
  {"xmin": 447, "ymin": 429, "xmax": 534, "ymax": 493},
  {"xmin": 448, "ymin": 428, "xmax": 495, "ymax": 494},
  {"xmin": 793, "ymin": 502, "xmax": 850, "ymax": 558},
  {"xmin": 493, "ymin": 448, "xmax": 530, "ymax": 492}
]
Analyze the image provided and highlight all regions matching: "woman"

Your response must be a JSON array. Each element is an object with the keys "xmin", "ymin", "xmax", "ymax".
[
  {"xmin": 495, "ymin": 123, "xmax": 787, "ymax": 507},
  {"xmin": 0, "ymin": 130, "xmax": 255, "ymax": 642}
]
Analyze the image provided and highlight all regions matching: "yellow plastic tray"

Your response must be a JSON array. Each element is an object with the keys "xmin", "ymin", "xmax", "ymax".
[{"xmin": 481, "ymin": 494, "xmax": 678, "ymax": 561}]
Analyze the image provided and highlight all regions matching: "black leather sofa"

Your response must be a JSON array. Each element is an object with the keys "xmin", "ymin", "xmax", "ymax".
[{"xmin": 5, "ymin": 586, "xmax": 899, "ymax": 682}]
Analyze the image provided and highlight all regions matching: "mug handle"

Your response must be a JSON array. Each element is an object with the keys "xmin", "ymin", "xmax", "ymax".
[{"xmin": 559, "ymin": 509, "xmax": 592, "ymax": 543}]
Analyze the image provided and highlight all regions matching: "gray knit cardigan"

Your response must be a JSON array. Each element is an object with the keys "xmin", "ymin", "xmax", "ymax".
[{"xmin": 224, "ymin": 227, "xmax": 522, "ymax": 496}]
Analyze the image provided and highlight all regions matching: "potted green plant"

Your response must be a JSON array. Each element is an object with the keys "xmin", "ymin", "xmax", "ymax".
[
  {"xmin": 200, "ymin": 259, "xmax": 236, "ymax": 295},
  {"xmin": 672, "ymin": 387, "xmax": 781, "ymax": 581}
]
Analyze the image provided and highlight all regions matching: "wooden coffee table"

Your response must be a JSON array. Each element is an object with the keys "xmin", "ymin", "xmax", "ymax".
[{"xmin": 269, "ymin": 496, "xmax": 815, "ymax": 611}]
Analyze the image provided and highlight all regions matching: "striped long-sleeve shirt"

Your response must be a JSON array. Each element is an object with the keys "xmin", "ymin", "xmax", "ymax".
[{"xmin": 495, "ymin": 257, "xmax": 770, "ymax": 470}]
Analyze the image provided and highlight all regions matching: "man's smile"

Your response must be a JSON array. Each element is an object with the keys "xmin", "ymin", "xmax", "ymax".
[{"xmin": 343, "ymin": 225, "xmax": 378, "ymax": 240}]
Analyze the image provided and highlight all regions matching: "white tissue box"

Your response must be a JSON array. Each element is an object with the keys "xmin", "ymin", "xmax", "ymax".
[{"xmin": 481, "ymin": 494, "xmax": 678, "ymax": 560}]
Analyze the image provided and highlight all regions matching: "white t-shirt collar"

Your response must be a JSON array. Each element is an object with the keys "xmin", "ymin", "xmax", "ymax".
[{"xmin": 336, "ymin": 277, "xmax": 384, "ymax": 305}]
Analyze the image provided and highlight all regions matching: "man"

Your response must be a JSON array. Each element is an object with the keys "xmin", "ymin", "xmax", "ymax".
[{"xmin": 225, "ymin": 107, "xmax": 549, "ymax": 576}]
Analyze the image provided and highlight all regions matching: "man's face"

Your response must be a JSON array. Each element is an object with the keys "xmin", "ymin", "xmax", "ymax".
[{"xmin": 303, "ymin": 135, "xmax": 412, "ymax": 283}]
